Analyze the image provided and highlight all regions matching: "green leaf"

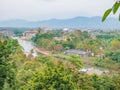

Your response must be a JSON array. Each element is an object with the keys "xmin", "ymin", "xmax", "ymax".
[
  {"xmin": 102, "ymin": 8, "xmax": 112, "ymax": 22},
  {"xmin": 113, "ymin": 2, "xmax": 120, "ymax": 14}
]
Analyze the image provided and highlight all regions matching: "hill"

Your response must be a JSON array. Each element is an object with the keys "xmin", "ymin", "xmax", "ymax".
[{"xmin": 0, "ymin": 16, "xmax": 119, "ymax": 29}]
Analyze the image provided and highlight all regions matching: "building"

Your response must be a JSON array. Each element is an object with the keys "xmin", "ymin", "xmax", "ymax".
[
  {"xmin": 62, "ymin": 28, "xmax": 74, "ymax": 33},
  {"xmin": 40, "ymin": 27, "xmax": 52, "ymax": 33},
  {"xmin": 23, "ymin": 30, "xmax": 38, "ymax": 38},
  {"xmin": 0, "ymin": 29, "xmax": 14, "ymax": 37},
  {"xmin": 64, "ymin": 49, "xmax": 91, "ymax": 56}
]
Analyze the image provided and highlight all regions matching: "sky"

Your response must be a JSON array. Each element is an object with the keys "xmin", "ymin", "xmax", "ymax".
[{"xmin": 0, "ymin": 0, "xmax": 117, "ymax": 21}]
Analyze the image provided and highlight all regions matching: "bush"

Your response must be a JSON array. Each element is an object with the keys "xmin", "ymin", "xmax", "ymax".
[{"xmin": 109, "ymin": 51, "xmax": 120, "ymax": 63}]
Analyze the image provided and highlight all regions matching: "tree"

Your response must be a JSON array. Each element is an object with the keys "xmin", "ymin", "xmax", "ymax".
[
  {"xmin": 111, "ymin": 39, "xmax": 120, "ymax": 51},
  {"xmin": 29, "ymin": 64, "xmax": 78, "ymax": 90},
  {"xmin": 91, "ymin": 75, "xmax": 114, "ymax": 90},
  {"xmin": 68, "ymin": 55, "xmax": 83, "ymax": 69},
  {"xmin": 109, "ymin": 50, "xmax": 120, "ymax": 63},
  {"xmin": 0, "ymin": 39, "xmax": 24, "ymax": 90},
  {"xmin": 0, "ymin": 40, "xmax": 12, "ymax": 89},
  {"xmin": 0, "ymin": 42, "xmax": 7, "ymax": 88}
]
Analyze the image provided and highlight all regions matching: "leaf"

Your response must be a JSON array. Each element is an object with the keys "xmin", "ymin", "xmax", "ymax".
[
  {"xmin": 102, "ymin": 8, "xmax": 112, "ymax": 22},
  {"xmin": 113, "ymin": 2, "xmax": 120, "ymax": 14}
]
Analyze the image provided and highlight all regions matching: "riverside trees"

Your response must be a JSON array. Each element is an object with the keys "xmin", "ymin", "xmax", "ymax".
[{"xmin": 0, "ymin": 38, "xmax": 23, "ymax": 89}]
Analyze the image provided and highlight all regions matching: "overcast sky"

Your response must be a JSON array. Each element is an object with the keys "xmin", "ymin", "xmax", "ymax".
[{"xmin": 0, "ymin": 0, "xmax": 117, "ymax": 21}]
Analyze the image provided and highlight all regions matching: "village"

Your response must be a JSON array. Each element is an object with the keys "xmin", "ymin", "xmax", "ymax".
[
  {"xmin": 0, "ymin": 27, "xmax": 101, "ymax": 57},
  {"xmin": 0, "ymin": 27, "xmax": 115, "ymax": 75},
  {"xmin": 0, "ymin": 28, "xmax": 90, "ymax": 55}
]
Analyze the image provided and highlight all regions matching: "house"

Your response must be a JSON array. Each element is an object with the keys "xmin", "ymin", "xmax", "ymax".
[
  {"xmin": 62, "ymin": 28, "xmax": 74, "ymax": 34},
  {"xmin": 23, "ymin": 30, "xmax": 38, "ymax": 38},
  {"xmin": 0, "ymin": 29, "xmax": 14, "ymax": 37},
  {"xmin": 40, "ymin": 27, "xmax": 52, "ymax": 33},
  {"xmin": 64, "ymin": 49, "xmax": 91, "ymax": 56},
  {"xmin": 88, "ymin": 31, "xmax": 96, "ymax": 39}
]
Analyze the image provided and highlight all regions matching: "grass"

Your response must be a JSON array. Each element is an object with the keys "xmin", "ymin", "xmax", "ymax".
[
  {"xmin": 53, "ymin": 53, "xmax": 120, "ymax": 75},
  {"xmin": 53, "ymin": 53, "xmax": 95, "ymax": 67},
  {"xmin": 53, "ymin": 53, "xmax": 72, "ymax": 60}
]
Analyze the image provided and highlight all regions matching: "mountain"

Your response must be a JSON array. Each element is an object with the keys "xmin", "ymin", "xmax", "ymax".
[{"xmin": 0, "ymin": 16, "xmax": 120, "ymax": 29}]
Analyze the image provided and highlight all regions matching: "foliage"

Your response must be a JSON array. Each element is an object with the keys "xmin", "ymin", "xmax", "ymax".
[
  {"xmin": 91, "ymin": 75, "xmax": 114, "ymax": 90},
  {"xmin": 1, "ymin": 29, "xmax": 120, "ymax": 90},
  {"xmin": 32, "ymin": 33, "xmax": 55, "ymax": 43},
  {"xmin": 96, "ymin": 35, "xmax": 115, "ymax": 40},
  {"xmin": 110, "ymin": 39, "xmax": 120, "ymax": 51},
  {"xmin": 109, "ymin": 50, "xmax": 120, "ymax": 63},
  {"xmin": 68, "ymin": 55, "xmax": 83, "ymax": 69},
  {"xmin": 0, "ymin": 40, "xmax": 12, "ymax": 89},
  {"xmin": 32, "ymin": 33, "xmax": 56, "ymax": 50},
  {"xmin": 13, "ymin": 30, "xmax": 23, "ymax": 36},
  {"xmin": 94, "ymin": 57, "xmax": 104, "ymax": 67},
  {"xmin": 0, "ymin": 39, "xmax": 23, "ymax": 90},
  {"xmin": 30, "ymin": 65, "xmax": 78, "ymax": 90},
  {"xmin": 102, "ymin": 1, "xmax": 120, "ymax": 21},
  {"xmin": 31, "ymin": 30, "xmax": 92, "ymax": 51}
]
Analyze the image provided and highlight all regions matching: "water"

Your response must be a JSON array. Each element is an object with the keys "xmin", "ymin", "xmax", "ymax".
[
  {"xmin": 79, "ymin": 67, "xmax": 109, "ymax": 75},
  {"xmin": 13, "ymin": 37, "xmax": 38, "ymax": 57}
]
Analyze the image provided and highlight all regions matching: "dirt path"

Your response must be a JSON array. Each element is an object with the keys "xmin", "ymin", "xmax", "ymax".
[{"xmin": 34, "ymin": 48, "xmax": 51, "ymax": 55}]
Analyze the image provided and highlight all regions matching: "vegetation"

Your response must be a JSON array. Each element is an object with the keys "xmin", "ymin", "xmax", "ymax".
[
  {"xmin": 102, "ymin": 0, "xmax": 120, "ymax": 21},
  {"xmin": 109, "ymin": 50, "xmax": 120, "ymax": 63},
  {"xmin": 0, "ymin": 29, "xmax": 120, "ymax": 90},
  {"xmin": 0, "ymin": 1, "xmax": 120, "ymax": 89},
  {"xmin": 0, "ymin": 38, "xmax": 23, "ymax": 89}
]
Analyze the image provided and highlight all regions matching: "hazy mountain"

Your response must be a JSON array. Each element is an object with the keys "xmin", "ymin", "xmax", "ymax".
[{"xmin": 0, "ymin": 16, "xmax": 120, "ymax": 29}]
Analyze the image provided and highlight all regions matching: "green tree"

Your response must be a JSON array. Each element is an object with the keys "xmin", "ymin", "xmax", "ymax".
[
  {"xmin": 0, "ymin": 40, "xmax": 12, "ymax": 89},
  {"xmin": 91, "ymin": 75, "xmax": 114, "ymax": 90},
  {"xmin": 0, "ymin": 39, "xmax": 24, "ymax": 90},
  {"xmin": 69, "ymin": 55, "xmax": 83, "ymax": 69},
  {"xmin": 109, "ymin": 50, "xmax": 120, "ymax": 63},
  {"xmin": 30, "ymin": 64, "xmax": 78, "ymax": 90}
]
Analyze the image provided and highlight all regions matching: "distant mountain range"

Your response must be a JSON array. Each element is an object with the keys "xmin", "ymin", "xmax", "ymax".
[{"xmin": 0, "ymin": 16, "xmax": 120, "ymax": 29}]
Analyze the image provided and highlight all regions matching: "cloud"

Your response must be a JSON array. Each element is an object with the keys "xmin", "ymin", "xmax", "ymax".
[
  {"xmin": 42, "ymin": 0, "xmax": 56, "ymax": 1},
  {"xmin": 0, "ymin": 0, "xmax": 115, "ymax": 21}
]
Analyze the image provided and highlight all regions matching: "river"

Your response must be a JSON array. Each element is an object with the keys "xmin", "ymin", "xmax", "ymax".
[
  {"xmin": 13, "ymin": 37, "xmax": 38, "ymax": 57},
  {"xmin": 79, "ymin": 67, "xmax": 109, "ymax": 75}
]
